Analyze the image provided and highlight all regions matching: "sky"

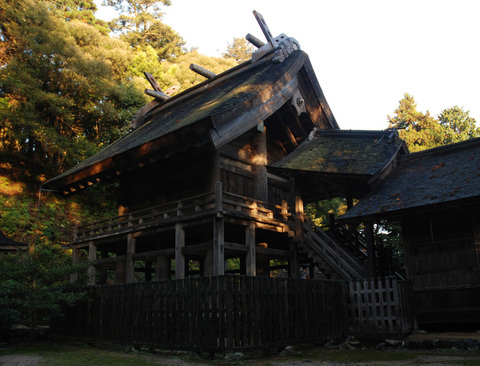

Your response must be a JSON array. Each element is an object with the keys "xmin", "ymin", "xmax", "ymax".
[{"xmin": 94, "ymin": 0, "xmax": 480, "ymax": 131}]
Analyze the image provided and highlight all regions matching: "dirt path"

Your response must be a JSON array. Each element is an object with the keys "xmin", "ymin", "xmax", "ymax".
[{"xmin": 0, "ymin": 354, "xmax": 42, "ymax": 366}]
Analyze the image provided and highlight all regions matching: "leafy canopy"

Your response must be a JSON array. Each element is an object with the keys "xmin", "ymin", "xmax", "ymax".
[
  {"xmin": 105, "ymin": 0, "xmax": 185, "ymax": 60},
  {"xmin": 0, "ymin": 0, "xmax": 146, "ymax": 174},
  {"xmin": 388, "ymin": 93, "xmax": 479, "ymax": 152}
]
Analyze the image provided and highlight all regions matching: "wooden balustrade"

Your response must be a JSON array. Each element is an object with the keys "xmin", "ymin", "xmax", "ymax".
[{"xmin": 73, "ymin": 185, "xmax": 292, "ymax": 243}]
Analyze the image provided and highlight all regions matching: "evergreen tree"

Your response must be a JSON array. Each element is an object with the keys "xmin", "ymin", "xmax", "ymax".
[
  {"xmin": 0, "ymin": 0, "xmax": 146, "ymax": 174},
  {"xmin": 387, "ymin": 93, "xmax": 445, "ymax": 152},
  {"xmin": 105, "ymin": 0, "xmax": 185, "ymax": 60},
  {"xmin": 222, "ymin": 37, "xmax": 254, "ymax": 63}
]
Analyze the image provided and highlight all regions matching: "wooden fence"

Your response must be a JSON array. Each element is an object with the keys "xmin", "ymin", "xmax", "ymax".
[
  {"xmin": 346, "ymin": 277, "xmax": 415, "ymax": 336},
  {"xmin": 53, "ymin": 276, "xmax": 347, "ymax": 351}
]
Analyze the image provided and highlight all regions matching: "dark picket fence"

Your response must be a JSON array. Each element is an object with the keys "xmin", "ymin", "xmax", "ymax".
[{"xmin": 52, "ymin": 276, "xmax": 347, "ymax": 351}]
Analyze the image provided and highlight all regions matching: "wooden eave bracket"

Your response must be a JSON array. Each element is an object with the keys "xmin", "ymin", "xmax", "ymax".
[{"xmin": 250, "ymin": 10, "xmax": 301, "ymax": 63}]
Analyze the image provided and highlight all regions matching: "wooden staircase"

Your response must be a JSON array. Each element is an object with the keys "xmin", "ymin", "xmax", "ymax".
[{"xmin": 297, "ymin": 219, "xmax": 367, "ymax": 281}]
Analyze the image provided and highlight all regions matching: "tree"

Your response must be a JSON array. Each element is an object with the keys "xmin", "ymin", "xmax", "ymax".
[
  {"xmin": 0, "ymin": 243, "xmax": 88, "ymax": 338},
  {"xmin": 222, "ymin": 37, "xmax": 254, "ymax": 63},
  {"xmin": 0, "ymin": 0, "xmax": 146, "ymax": 174},
  {"xmin": 105, "ymin": 0, "xmax": 185, "ymax": 60},
  {"xmin": 388, "ymin": 94, "xmax": 480, "ymax": 152},
  {"xmin": 45, "ymin": 0, "xmax": 110, "ymax": 34},
  {"xmin": 438, "ymin": 106, "xmax": 480, "ymax": 145},
  {"xmin": 388, "ymin": 93, "xmax": 446, "ymax": 152}
]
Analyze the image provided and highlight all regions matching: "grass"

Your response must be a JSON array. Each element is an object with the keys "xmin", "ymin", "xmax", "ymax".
[
  {"xmin": 0, "ymin": 343, "xmax": 175, "ymax": 366},
  {"xmin": 2, "ymin": 342, "xmax": 480, "ymax": 366}
]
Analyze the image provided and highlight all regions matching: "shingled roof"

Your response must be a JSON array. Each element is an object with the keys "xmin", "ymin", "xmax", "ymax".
[
  {"xmin": 43, "ymin": 50, "xmax": 338, "ymax": 195},
  {"xmin": 268, "ymin": 129, "xmax": 407, "ymax": 201},
  {"xmin": 339, "ymin": 137, "xmax": 480, "ymax": 222}
]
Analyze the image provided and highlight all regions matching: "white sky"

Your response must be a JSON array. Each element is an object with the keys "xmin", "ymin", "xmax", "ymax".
[{"xmin": 94, "ymin": 0, "xmax": 480, "ymax": 131}]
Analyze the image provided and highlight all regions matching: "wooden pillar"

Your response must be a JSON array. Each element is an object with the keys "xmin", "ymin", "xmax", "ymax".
[
  {"xmin": 98, "ymin": 251, "xmax": 109, "ymax": 285},
  {"xmin": 115, "ymin": 260, "xmax": 126, "ymax": 284},
  {"xmin": 70, "ymin": 246, "xmax": 80, "ymax": 283},
  {"xmin": 125, "ymin": 233, "xmax": 136, "ymax": 283},
  {"xmin": 203, "ymin": 249, "xmax": 214, "ymax": 276},
  {"xmin": 256, "ymin": 243, "xmax": 270, "ymax": 277},
  {"xmin": 155, "ymin": 256, "xmax": 170, "ymax": 280},
  {"xmin": 364, "ymin": 221, "xmax": 376, "ymax": 279},
  {"xmin": 87, "ymin": 241, "xmax": 96, "ymax": 286},
  {"xmin": 245, "ymin": 221, "xmax": 256, "ymax": 276},
  {"xmin": 213, "ymin": 182, "xmax": 225, "ymax": 275},
  {"xmin": 213, "ymin": 218, "xmax": 225, "ymax": 275},
  {"xmin": 175, "ymin": 223, "xmax": 185, "ymax": 279},
  {"xmin": 289, "ymin": 240, "xmax": 300, "ymax": 278},
  {"xmin": 252, "ymin": 123, "xmax": 268, "ymax": 201}
]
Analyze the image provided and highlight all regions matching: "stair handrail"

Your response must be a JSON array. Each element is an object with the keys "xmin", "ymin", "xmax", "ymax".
[{"xmin": 300, "ymin": 219, "xmax": 364, "ymax": 281}]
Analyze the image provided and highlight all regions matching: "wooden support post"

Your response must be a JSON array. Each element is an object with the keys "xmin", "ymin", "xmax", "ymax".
[
  {"xmin": 125, "ymin": 233, "xmax": 136, "ymax": 283},
  {"xmin": 246, "ymin": 221, "xmax": 256, "ymax": 276},
  {"xmin": 365, "ymin": 221, "xmax": 376, "ymax": 279},
  {"xmin": 175, "ymin": 223, "xmax": 185, "ymax": 279},
  {"xmin": 115, "ymin": 260, "xmax": 126, "ymax": 284},
  {"xmin": 252, "ymin": 124, "xmax": 268, "ymax": 202},
  {"xmin": 155, "ymin": 256, "xmax": 170, "ymax": 280},
  {"xmin": 87, "ymin": 241, "xmax": 96, "ymax": 286},
  {"xmin": 289, "ymin": 240, "xmax": 300, "ymax": 278},
  {"xmin": 70, "ymin": 246, "xmax": 80, "ymax": 283},
  {"xmin": 204, "ymin": 249, "xmax": 214, "ymax": 276},
  {"xmin": 213, "ymin": 217, "xmax": 225, "ymax": 275},
  {"xmin": 215, "ymin": 181, "xmax": 223, "ymax": 211}
]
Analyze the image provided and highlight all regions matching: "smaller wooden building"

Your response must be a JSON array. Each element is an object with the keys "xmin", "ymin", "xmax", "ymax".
[
  {"xmin": 0, "ymin": 230, "xmax": 27, "ymax": 253},
  {"xmin": 340, "ymin": 138, "xmax": 480, "ymax": 329}
]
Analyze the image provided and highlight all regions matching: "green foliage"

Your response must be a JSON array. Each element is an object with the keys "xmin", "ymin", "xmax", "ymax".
[
  {"xmin": 438, "ymin": 105, "xmax": 480, "ymax": 144},
  {"xmin": 388, "ymin": 93, "xmax": 479, "ymax": 152},
  {"xmin": 388, "ymin": 93, "xmax": 445, "ymax": 152},
  {"xmin": 305, "ymin": 197, "xmax": 347, "ymax": 228},
  {"xmin": 222, "ymin": 37, "xmax": 254, "ymax": 63},
  {"xmin": 105, "ymin": 0, "xmax": 185, "ymax": 61},
  {"xmin": 0, "ymin": 0, "xmax": 146, "ymax": 174},
  {"xmin": 0, "ymin": 244, "xmax": 88, "ymax": 331}
]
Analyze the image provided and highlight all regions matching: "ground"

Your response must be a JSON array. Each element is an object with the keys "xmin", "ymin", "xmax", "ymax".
[{"xmin": 1, "ymin": 340, "xmax": 480, "ymax": 366}]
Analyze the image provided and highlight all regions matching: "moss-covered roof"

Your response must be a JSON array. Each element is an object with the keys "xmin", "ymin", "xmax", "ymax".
[
  {"xmin": 271, "ymin": 129, "xmax": 405, "ymax": 175},
  {"xmin": 339, "ymin": 137, "xmax": 480, "ymax": 221}
]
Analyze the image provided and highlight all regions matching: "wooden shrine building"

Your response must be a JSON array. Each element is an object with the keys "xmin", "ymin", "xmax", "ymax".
[
  {"xmin": 43, "ymin": 12, "xmax": 344, "ymax": 284},
  {"xmin": 42, "ymin": 11, "xmax": 480, "ymax": 330},
  {"xmin": 340, "ymin": 138, "xmax": 480, "ymax": 329}
]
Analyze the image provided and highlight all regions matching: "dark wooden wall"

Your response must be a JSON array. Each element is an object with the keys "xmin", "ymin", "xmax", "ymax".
[{"xmin": 402, "ymin": 205, "xmax": 480, "ymax": 328}]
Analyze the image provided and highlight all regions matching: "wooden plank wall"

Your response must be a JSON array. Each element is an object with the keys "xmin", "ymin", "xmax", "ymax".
[
  {"xmin": 347, "ymin": 277, "xmax": 415, "ymax": 336},
  {"xmin": 53, "ymin": 276, "xmax": 347, "ymax": 351}
]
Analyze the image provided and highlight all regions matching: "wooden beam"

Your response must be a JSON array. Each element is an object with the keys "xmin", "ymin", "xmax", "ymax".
[{"xmin": 144, "ymin": 72, "xmax": 162, "ymax": 92}]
